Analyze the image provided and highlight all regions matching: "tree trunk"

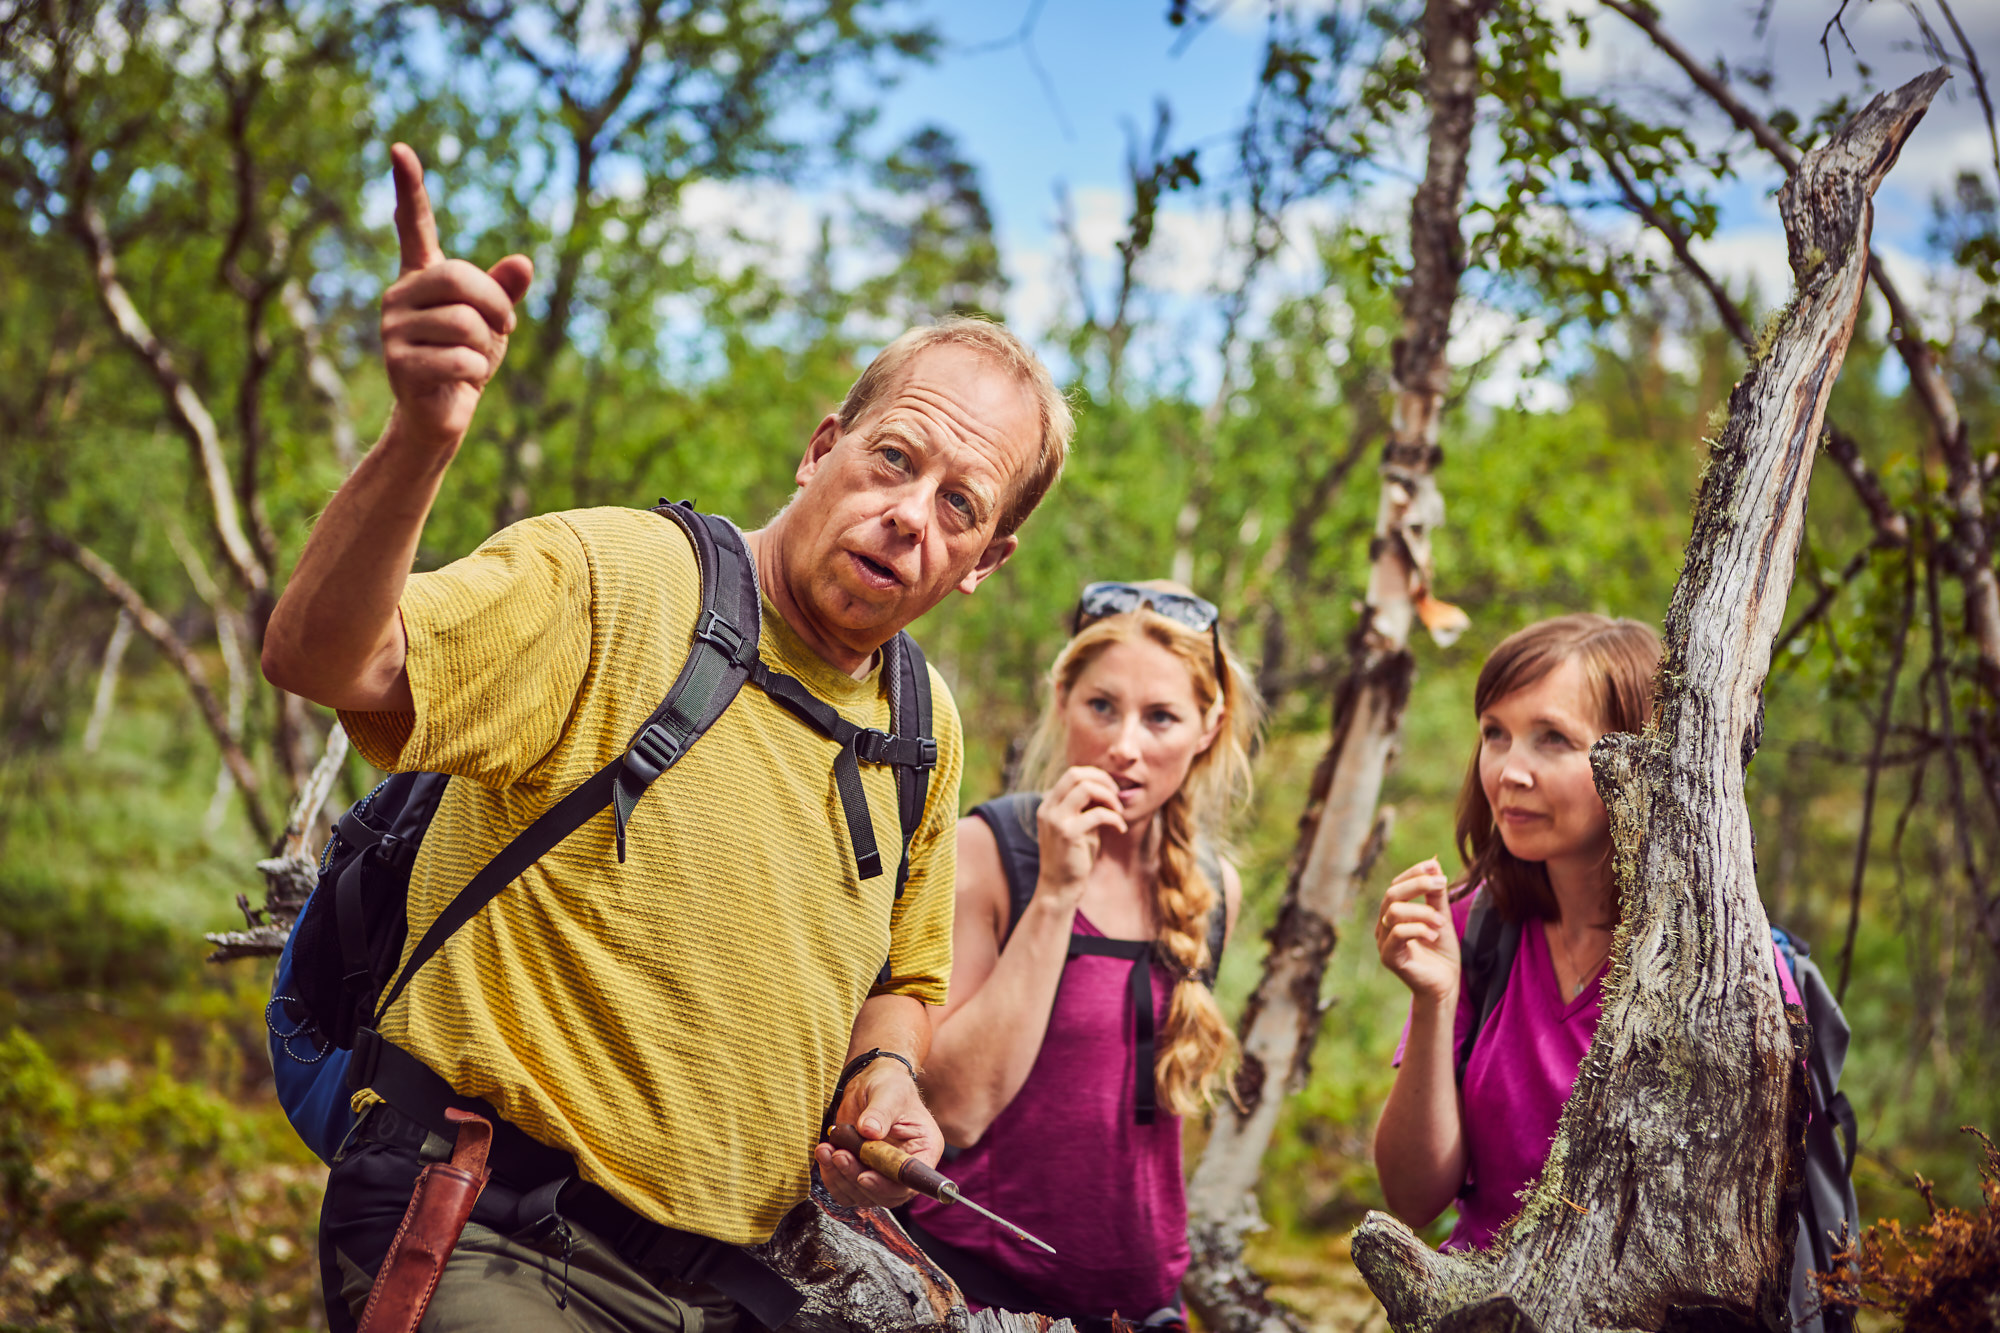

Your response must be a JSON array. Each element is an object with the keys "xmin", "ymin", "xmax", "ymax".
[
  {"xmin": 1182, "ymin": 2, "xmax": 1486, "ymax": 1328},
  {"xmin": 1349, "ymin": 67, "xmax": 1946, "ymax": 1333}
]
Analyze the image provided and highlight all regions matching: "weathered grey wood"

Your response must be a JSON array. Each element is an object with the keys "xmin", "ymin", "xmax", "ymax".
[
  {"xmin": 207, "ymin": 722, "xmax": 349, "ymax": 961},
  {"xmin": 751, "ymin": 1189, "xmax": 1084, "ymax": 1333},
  {"xmin": 1181, "ymin": 1, "xmax": 1487, "ymax": 1328},
  {"xmin": 1350, "ymin": 67, "xmax": 1947, "ymax": 1333}
]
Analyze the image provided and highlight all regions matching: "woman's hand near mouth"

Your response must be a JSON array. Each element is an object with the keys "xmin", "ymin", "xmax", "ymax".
[{"xmin": 1033, "ymin": 766, "xmax": 1129, "ymax": 914}]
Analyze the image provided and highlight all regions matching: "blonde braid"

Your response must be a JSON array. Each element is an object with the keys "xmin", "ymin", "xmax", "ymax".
[{"xmin": 1151, "ymin": 787, "xmax": 1238, "ymax": 1115}]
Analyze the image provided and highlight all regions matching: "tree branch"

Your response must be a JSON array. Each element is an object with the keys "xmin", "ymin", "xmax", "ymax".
[
  {"xmin": 46, "ymin": 531, "xmax": 273, "ymax": 844},
  {"xmin": 64, "ymin": 167, "xmax": 270, "ymax": 601},
  {"xmin": 1604, "ymin": 0, "xmax": 2000, "ymax": 689}
]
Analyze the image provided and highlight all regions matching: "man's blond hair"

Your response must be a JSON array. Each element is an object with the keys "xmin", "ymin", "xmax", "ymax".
[{"xmin": 837, "ymin": 317, "xmax": 1073, "ymax": 538}]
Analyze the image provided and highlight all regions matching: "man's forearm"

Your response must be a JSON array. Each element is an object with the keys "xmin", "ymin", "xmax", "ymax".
[
  {"xmin": 845, "ymin": 992, "xmax": 932, "ymax": 1068},
  {"xmin": 262, "ymin": 414, "xmax": 456, "ymax": 712}
]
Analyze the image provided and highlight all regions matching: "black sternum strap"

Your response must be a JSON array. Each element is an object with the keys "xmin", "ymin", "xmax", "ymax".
[
  {"xmin": 747, "ymin": 659, "xmax": 935, "ymax": 882},
  {"xmin": 1068, "ymin": 936, "xmax": 1159, "ymax": 1126}
]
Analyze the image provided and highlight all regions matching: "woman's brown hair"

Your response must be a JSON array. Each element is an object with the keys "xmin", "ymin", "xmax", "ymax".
[
  {"xmin": 1017, "ymin": 591, "xmax": 1263, "ymax": 1116},
  {"xmin": 1454, "ymin": 614, "xmax": 1661, "ymax": 923}
]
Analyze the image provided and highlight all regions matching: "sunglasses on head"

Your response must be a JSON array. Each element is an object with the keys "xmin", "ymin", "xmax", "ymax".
[{"xmin": 1071, "ymin": 582, "xmax": 1226, "ymax": 684}]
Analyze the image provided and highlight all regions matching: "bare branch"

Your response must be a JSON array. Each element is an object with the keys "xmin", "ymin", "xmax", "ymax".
[
  {"xmin": 280, "ymin": 277, "xmax": 358, "ymax": 471},
  {"xmin": 46, "ymin": 532, "xmax": 273, "ymax": 843},
  {"xmin": 80, "ymin": 609, "xmax": 135, "ymax": 754},
  {"xmin": 1607, "ymin": 0, "xmax": 2000, "ymax": 690},
  {"xmin": 66, "ymin": 180, "xmax": 270, "ymax": 600},
  {"xmin": 1835, "ymin": 545, "xmax": 1917, "ymax": 999}
]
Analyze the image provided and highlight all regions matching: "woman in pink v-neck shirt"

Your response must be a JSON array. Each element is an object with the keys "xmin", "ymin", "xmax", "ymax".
[{"xmin": 1371, "ymin": 615, "xmax": 1799, "ymax": 1252}]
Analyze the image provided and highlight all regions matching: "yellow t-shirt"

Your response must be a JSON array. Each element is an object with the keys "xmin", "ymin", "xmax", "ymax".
[{"xmin": 339, "ymin": 506, "xmax": 959, "ymax": 1245}]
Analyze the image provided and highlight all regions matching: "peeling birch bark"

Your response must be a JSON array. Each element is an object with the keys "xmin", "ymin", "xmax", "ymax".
[
  {"xmin": 1350, "ymin": 67, "xmax": 1946, "ymax": 1333},
  {"xmin": 1182, "ymin": 3, "xmax": 1488, "ymax": 1328}
]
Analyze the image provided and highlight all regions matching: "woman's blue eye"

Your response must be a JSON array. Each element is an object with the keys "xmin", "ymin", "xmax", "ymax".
[
  {"xmin": 1149, "ymin": 710, "xmax": 1178, "ymax": 727},
  {"xmin": 1088, "ymin": 697, "xmax": 1113, "ymax": 716}
]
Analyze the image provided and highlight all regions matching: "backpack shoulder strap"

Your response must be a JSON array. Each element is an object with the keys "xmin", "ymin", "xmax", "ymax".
[
  {"xmin": 367, "ymin": 500, "xmax": 759, "ymax": 1029},
  {"xmin": 972, "ymin": 793, "xmax": 1044, "ymax": 948},
  {"xmin": 883, "ymin": 631, "xmax": 935, "ymax": 902},
  {"xmin": 1455, "ymin": 889, "xmax": 1521, "ymax": 1085},
  {"xmin": 1196, "ymin": 839, "xmax": 1227, "ymax": 987}
]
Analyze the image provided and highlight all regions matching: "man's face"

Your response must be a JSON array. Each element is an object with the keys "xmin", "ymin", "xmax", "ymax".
[{"xmin": 782, "ymin": 343, "xmax": 1040, "ymax": 657}]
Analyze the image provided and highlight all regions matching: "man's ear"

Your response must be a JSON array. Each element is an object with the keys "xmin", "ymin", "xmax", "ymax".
[
  {"xmin": 797, "ymin": 414, "xmax": 841, "ymax": 487},
  {"xmin": 957, "ymin": 532, "xmax": 1019, "ymax": 595}
]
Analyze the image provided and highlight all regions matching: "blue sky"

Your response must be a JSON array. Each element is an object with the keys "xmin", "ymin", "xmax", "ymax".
[{"xmin": 818, "ymin": 0, "xmax": 2000, "ymax": 406}]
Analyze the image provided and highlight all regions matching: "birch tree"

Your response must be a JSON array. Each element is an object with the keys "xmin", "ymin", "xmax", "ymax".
[{"xmin": 1183, "ymin": 2, "xmax": 1486, "ymax": 1326}]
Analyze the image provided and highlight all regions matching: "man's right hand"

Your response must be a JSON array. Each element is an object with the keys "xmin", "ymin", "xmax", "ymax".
[{"xmin": 381, "ymin": 143, "xmax": 534, "ymax": 452}]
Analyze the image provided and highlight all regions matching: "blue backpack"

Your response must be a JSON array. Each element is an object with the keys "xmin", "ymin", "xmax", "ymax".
[{"xmin": 264, "ymin": 500, "xmax": 938, "ymax": 1163}]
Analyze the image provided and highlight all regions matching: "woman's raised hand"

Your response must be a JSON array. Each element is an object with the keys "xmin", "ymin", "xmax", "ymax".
[
  {"xmin": 1375, "ymin": 857, "xmax": 1461, "ymax": 1003},
  {"xmin": 1033, "ymin": 766, "xmax": 1129, "ymax": 911},
  {"xmin": 382, "ymin": 143, "xmax": 534, "ymax": 454}
]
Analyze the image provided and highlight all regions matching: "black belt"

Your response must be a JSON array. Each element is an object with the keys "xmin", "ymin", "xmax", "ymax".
[{"xmin": 350, "ymin": 1028, "xmax": 806, "ymax": 1329}]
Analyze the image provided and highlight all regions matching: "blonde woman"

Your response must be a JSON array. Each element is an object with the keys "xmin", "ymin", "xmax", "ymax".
[{"xmin": 909, "ymin": 581, "xmax": 1261, "ymax": 1331}]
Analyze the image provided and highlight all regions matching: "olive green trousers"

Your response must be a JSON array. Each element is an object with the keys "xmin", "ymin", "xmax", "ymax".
[{"xmin": 335, "ymin": 1217, "xmax": 739, "ymax": 1333}]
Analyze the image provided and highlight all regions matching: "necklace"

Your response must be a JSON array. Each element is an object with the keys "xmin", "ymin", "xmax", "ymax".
[{"xmin": 1551, "ymin": 923, "xmax": 1611, "ymax": 999}]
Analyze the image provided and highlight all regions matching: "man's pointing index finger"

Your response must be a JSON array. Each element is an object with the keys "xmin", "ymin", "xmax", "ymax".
[{"xmin": 390, "ymin": 142, "xmax": 445, "ymax": 275}]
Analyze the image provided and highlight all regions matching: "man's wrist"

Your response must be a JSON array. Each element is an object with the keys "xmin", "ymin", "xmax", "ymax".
[
  {"xmin": 822, "ymin": 1047, "xmax": 919, "ymax": 1137},
  {"xmin": 377, "ymin": 408, "xmax": 464, "ymax": 478}
]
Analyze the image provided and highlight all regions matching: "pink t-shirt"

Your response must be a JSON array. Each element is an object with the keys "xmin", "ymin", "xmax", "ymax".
[{"xmin": 1394, "ymin": 889, "xmax": 1802, "ymax": 1251}]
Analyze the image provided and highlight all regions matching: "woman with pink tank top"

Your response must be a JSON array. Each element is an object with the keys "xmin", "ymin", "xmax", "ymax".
[
  {"xmin": 1373, "ymin": 615, "xmax": 1801, "ymax": 1253},
  {"xmin": 908, "ymin": 582, "xmax": 1262, "ymax": 1331}
]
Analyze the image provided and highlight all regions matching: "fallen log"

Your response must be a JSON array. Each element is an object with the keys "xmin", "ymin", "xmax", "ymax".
[{"xmin": 1350, "ymin": 65, "xmax": 1948, "ymax": 1333}]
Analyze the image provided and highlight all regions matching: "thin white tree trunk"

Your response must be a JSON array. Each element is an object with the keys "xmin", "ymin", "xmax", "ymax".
[
  {"xmin": 81, "ymin": 609, "xmax": 134, "ymax": 754},
  {"xmin": 1182, "ymin": 2, "xmax": 1485, "ymax": 1328}
]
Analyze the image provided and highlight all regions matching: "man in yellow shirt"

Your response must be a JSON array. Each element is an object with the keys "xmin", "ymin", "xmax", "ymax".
[{"xmin": 262, "ymin": 144, "xmax": 1073, "ymax": 1331}]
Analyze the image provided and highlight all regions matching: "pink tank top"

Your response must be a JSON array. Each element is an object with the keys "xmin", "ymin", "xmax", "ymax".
[{"xmin": 908, "ymin": 912, "xmax": 1189, "ymax": 1319}]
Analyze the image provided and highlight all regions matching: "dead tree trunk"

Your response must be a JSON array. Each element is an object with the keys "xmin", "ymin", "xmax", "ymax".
[
  {"xmin": 750, "ymin": 1192, "xmax": 1087, "ymax": 1333},
  {"xmin": 1350, "ymin": 68, "xmax": 1946, "ymax": 1333},
  {"xmin": 1182, "ymin": 2, "xmax": 1486, "ymax": 1328}
]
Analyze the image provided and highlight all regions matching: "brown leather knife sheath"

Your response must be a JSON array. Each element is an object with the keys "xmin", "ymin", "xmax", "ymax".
[{"xmin": 357, "ymin": 1107, "xmax": 493, "ymax": 1333}]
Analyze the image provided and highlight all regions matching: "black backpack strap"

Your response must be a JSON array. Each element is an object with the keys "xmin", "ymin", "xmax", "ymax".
[
  {"xmin": 1068, "ymin": 935, "xmax": 1159, "ymax": 1125},
  {"xmin": 746, "ymin": 659, "xmax": 937, "ymax": 881},
  {"xmin": 973, "ymin": 793, "xmax": 1045, "ymax": 946},
  {"xmin": 608, "ymin": 504, "xmax": 764, "ymax": 862},
  {"xmin": 1455, "ymin": 891, "xmax": 1521, "ymax": 1085},
  {"xmin": 367, "ymin": 501, "xmax": 760, "ymax": 1029},
  {"xmin": 1195, "ymin": 839, "xmax": 1227, "ymax": 987},
  {"xmin": 883, "ymin": 632, "xmax": 935, "ymax": 901}
]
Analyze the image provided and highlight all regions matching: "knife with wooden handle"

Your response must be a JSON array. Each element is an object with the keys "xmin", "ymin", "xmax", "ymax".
[{"xmin": 827, "ymin": 1123, "xmax": 1058, "ymax": 1255}]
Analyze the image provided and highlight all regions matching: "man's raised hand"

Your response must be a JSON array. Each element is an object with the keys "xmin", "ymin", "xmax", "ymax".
[{"xmin": 381, "ymin": 143, "xmax": 534, "ymax": 453}]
